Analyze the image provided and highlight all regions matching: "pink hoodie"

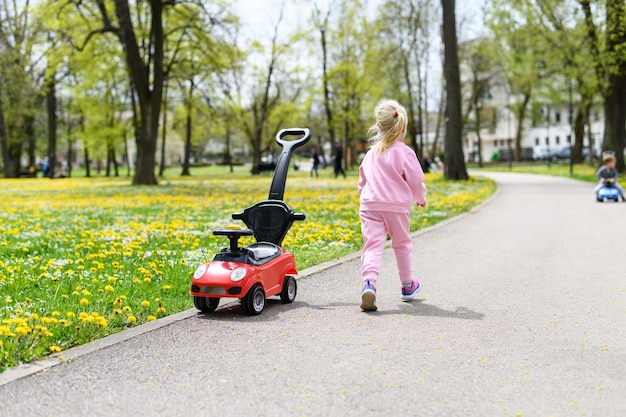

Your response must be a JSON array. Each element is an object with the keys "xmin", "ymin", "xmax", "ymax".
[{"xmin": 358, "ymin": 141, "xmax": 427, "ymax": 213}]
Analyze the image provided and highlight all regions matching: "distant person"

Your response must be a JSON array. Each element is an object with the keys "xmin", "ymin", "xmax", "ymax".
[
  {"xmin": 332, "ymin": 143, "xmax": 346, "ymax": 179},
  {"xmin": 310, "ymin": 148, "xmax": 321, "ymax": 178},
  {"xmin": 41, "ymin": 157, "xmax": 49, "ymax": 178},
  {"xmin": 435, "ymin": 156, "xmax": 444, "ymax": 172},
  {"xmin": 595, "ymin": 153, "xmax": 625, "ymax": 202},
  {"xmin": 358, "ymin": 99, "xmax": 427, "ymax": 312},
  {"xmin": 422, "ymin": 153, "xmax": 431, "ymax": 173}
]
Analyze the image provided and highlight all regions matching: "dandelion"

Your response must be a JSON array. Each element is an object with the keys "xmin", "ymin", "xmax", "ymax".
[
  {"xmin": 51, "ymin": 311, "xmax": 60, "ymax": 317},
  {"xmin": 133, "ymin": 279, "xmax": 141, "ymax": 285},
  {"xmin": 108, "ymin": 276, "xmax": 116, "ymax": 283},
  {"xmin": 0, "ymin": 325, "xmax": 15, "ymax": 337},
  {"xmin": 147, "ymin": 315, "xmax": 156, "ymax": 322},
  {"xmin": 157, "ymin": 307, "xmax": 166, "ymax": 314},
  {"xmin": 127, "ymin": 315, "xmax": 137, "ymax": 324},
  {"xmin": 143, "ymin": 277, "xmax": 151, "ymax": 283},
  {"xmin": 141, "ymin": 300, "xmax": 150, "ymax": 308},
  {"xmin": 162, "ymin": 285, "xmax": 172, "ymax": 290},
  {"xmin": 66, "ymin": 311, "xmax": 76, "ymax": 318},
  {"xmin": 79, "ymin": 298, "xmax": 89, "ymax": 306},
  {"xmin": 49, "ymin": 345, "xmax": 61, "ymax": 353},
  {"xmin": 122, "ymin": 306, "xmax": 132, "ymax": 313},
  {"xmin": 105, "ymin": 285, "xmax": 115, "ymax": 293}
]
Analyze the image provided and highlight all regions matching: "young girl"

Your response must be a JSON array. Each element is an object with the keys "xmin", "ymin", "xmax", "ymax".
[{"xmin": 358, "ymin": 99, "xmax": 427, "ymax": 311}]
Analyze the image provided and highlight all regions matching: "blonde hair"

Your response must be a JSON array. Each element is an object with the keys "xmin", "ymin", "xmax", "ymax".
[{"xmin": 367, "ymin": 99, "xmax": 408, "ymax": 153}]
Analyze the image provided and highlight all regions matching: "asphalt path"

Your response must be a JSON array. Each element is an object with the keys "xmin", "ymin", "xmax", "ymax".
[{"xmin": 1, "ymin": 172, "xmax": 625, "ymax": 417}]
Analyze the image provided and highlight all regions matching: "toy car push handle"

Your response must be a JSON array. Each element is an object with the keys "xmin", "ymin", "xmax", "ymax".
[
  {"xmin": 268, "ymin": 128, "xmax": 311, "ymax": 201},
  {"xmin": 292, "ymin": 213, "xmax": 306, "ymax": 221}
]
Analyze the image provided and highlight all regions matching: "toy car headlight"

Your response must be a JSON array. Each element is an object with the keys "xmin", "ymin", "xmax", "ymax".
[
  {"xmin": 193, "ymin": 264, "xmax": 208, "ymax": 280},
  {"xmin": 230, "ymin": 267, "xmax": 247, "ymax": 282}
]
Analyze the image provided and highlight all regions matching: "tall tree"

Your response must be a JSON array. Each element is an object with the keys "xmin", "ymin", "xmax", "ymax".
[
  {"xmin": 580, "ymin": 0, "xmax": 626, "ymax": 171},
  {"xmin": 441, "ymin": 0, "xmax": 468, "ymax": 179}
]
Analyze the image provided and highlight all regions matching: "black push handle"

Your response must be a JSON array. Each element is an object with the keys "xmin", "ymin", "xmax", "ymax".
[
  {"xmin": 232, "ymin": 212, "xmax": 243, "ymax": 220},
  {"xmin": 268, "ymin": 128, "xmax": 311, "ymax": 201},
  {"xmin": 292, "ymin": 213, "xmax": 306, "ymax": 221}
]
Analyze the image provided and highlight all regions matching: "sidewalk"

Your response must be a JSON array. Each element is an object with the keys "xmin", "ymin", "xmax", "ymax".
[{"xmin": 1, "ymin": 172, "xmax": 625, "ymax": 417}]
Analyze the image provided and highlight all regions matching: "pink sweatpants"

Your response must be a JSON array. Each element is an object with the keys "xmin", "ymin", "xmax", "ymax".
[{"xmin": 360, "ymin": 210, "xmax": 413, "ymax": 285}]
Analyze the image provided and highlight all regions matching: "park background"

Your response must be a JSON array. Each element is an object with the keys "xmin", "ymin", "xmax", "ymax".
[{"xmin": 1, "ymin": 0, "xmax": 626, "ymax": 370}]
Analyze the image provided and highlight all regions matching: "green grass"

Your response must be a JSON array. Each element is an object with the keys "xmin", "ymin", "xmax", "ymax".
[{"xmin": 469, "ymin": 162, "xmax": 599, "ymax": 183}]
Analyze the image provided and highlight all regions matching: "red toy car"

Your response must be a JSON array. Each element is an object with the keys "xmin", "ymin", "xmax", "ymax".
[{"xmin": 190, "ymin": 128, "xmax": 310, "ymax": 315}]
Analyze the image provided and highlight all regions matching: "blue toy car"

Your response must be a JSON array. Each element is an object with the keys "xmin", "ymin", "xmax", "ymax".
[{"xmin": 596, "ymin": 183, "xmax": 620, "ymax": 202}]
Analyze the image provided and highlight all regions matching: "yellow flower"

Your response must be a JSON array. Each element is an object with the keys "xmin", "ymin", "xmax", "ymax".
[
  {"xmin": 162, "ymin": 285, "xmax": 172, "ymax": 290},
  {"xmin": 157, "ymin": 307, "xmax": 166, "ymax": 314},
  {"xmin": 79, "ymin": 298, "xmax": 89, "ymax": 306},
  {"xmin": 66, "ymin": 311, "xmax": 76, "ymax": 318},
  {"xmin": 50, "ymin": 345, "xmax": 61, "ymax": 353},
  {"xmin": 15, "ymin": 325, "xmax": 31, "ymax": 335},
  {"xmin": 0, "ymin": 325, "xmax": 15, "ymax": 337},
  {"xmin": 133, "ymin": 279, "xmax": 141, "ymax": 285},
  {"xmin": 147, "ymin": 315, "xmax": 156, "ymax": 322},
  {"xmin": 122, "ymin": 306, "xmax": 132, "ymax": 313},
  {"xmin": 127, "ymin": 315, "xmax": 137, "ymax": 324},
  {"xmin": 105, "ymin": 285, "xmax": 115, "ymax": 292},
  {"xmin": 141, "ymin": 300, "xmax": 150, "ymax": 308},
  {"xmin": 143, "ymin": 277, "xmax": 151, "ymax": 283},
  {"xmin": 51, "ymin": 311, "xmax": 60, "ymax": 317},
  {"xmin": 108, "ymin": 276, "xmax": 116, "ymax": 283}
]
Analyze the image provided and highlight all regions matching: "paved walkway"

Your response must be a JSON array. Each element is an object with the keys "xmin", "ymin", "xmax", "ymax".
[{"xmin": 2, "ymin": 173, "xmax": 625, "ymax": 417}]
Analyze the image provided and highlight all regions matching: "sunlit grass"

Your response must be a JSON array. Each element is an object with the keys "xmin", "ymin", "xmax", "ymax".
[
  {"xmin": 0, "ymin": 168, "xmax": 495, "ymax": 371},
  {"xmin": 469, "ymin": 162, "xmax": 599, "ymax": 182}
]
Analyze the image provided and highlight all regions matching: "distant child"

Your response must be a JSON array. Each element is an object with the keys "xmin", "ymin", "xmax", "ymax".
[
  {"xmin": 311, "ymin": 148, "xmax": 321, "ymax": 178},
  {"xmin": 358, "ymin": 99, "xmax": 427, "ymax": 311},
  {"xmin": 595, "ymin": 153, "xmax": 625, "ymax": 201}
]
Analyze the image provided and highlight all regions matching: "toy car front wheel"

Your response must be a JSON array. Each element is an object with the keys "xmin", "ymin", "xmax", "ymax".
[
  {"xmin": 280, "ymin": 276, "xmax": 297, "ymax": 304},
  {"xmin": 242, "ymin": 285, "xmax": 265, "ymax": 316},
  {"xmin": 194, "ymin": 296, "xmax": 220, "ymax": 313}
]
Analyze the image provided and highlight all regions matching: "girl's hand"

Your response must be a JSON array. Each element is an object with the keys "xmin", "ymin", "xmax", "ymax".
[{"xmin": 417, "ymin": 202, "xmax": 426, "ymax": 208}]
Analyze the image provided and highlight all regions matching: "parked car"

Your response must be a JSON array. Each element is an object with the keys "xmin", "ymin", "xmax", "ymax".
[
  {"xmin": 532, "ymin": 146, "xmax": 553, "ymax": 161},
  {"xmin": 552, "ymin": 145, "xmax": 597, "ymax": 161}
]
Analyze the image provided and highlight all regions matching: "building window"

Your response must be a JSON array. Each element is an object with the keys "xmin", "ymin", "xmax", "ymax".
[
  {"xmin": 555, "ymin": 112, "xmax": 561, "ymax": 123},
  {"xmin": 556, "ymin": 136, "xmax": 560, "ymax": 145},
  {"xmin": 546, "ymin": 137, "xmax": 549, "ymax": 145},
  {"xmin": 535, "ymin": 137, "xmax": 540, "ymax": 146},
  {"xmin": 567, "ymin": 135, "xmax": 571, "ymax": 143}
]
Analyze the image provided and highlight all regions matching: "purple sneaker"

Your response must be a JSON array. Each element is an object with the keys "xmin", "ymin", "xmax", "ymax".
[
  {"xmin": 401, "ymin": 279, "xmax": 421, "ymax": 300},
  {"xmin": 360, "ymin": 280, "xmax": 377, "ymax": 311}
]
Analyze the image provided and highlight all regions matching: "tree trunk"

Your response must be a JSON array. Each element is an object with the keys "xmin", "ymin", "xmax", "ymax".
[
  {"xmin": 0, "ymin": 86, "xmax": 11, "ymax": 178},
  {"xmin": 601, "ymin": 0, "xmax": 626, "ymax": 172},
  {"xmin": 474, "ymin": 104, "xmax": 483, "ymax": 167},
  {"xmin": 441, "ymin": 0, "xmax": 468, "ymax": 180},
  {"xmin": 430, "ymin": 85, "xmax": 445, "ymax": 158},
  {"xmin": 402, "ymin": 54, "xmax": 419, "ymax": 155},
  {"xmin": 123, "ymin": 128, "xmax": 131, "ymax": 177},
  {"xmin": 26, "ymin": 118, "xmax": 36, "ymax": 171},
  {"xmin": 320, "ymin": 25, "xmax": 336, "ymax": 148},
  {"xmin": 159, "ymin": 77, "xmax": 168, "ymax": 177},
  {"xmin": 114, "ymin": 0, "xmax": 163, "ymax": 185},
  {"xmin": 514, "ymin": 92, "xmax": 531, "ymax": 162},
  {"xmin": 573, "ymin": 106, "xmax": 586, "ymax": 164},
  {"xmin": 106, "ymin": 141, "xmax": 112, "ymax": 177},
  {"xmin": 181, "ymin": 80, "xmax": 194, "ymax": 176},
  {"xmin": 47, "ymin": 76, "xmax": 57, "ymax": 178},
  {"xmin": 84, "ymin": 146, "xmax": 91, "ymax": 178}
]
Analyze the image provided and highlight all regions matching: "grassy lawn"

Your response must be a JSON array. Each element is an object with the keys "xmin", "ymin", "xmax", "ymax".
[
  {"xmin": 469, "ymin": 161, "xmax": 599, "ymax": 183},
  {"xmin": 0, "ymin": 166, "xmax": 495, "ymax": 371}
]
